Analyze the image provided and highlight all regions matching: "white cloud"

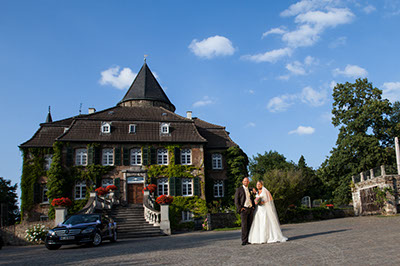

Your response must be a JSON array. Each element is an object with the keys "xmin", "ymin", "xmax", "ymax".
[
  {"xmin": 285, "ymin": 56, "xmax": 318, "ymax": 76},
  {"xmin": 281, "ymin": 0, "xmax": 334, "ymax": 17},
  {"xmin": 333, "ymin": 64, "xmax": 368, "ymax": 78},
  {"xmin": 192, "ymin": 96, "xmax": 215, "ymax": 107},
  {"xmin": 300, "ymin": 86, "xmax": 327, "ymax": 106},
  {"xmin": 267, "ymin": 94, "xmax": 297, "ymax": 112},
  {"xmin": 286, "ymin": 61, "xmax": 306, "ymax": 75},
  {"xmin": 363, "ymin": 5, "xmax": 376, "ymax": 14},
  {"xmin": 289, "ymin": 126, "xmax": 315, "ymax": 135},
  {"xmin": 282, "ymin": 24, "xmax": 321, "ymax": 48},
  {"xmin": 329, "ymin": 80, "xmax": 337, "ymax": 89},
  {"xmin": 329, "ymin": 36, "xmax": 347, "ymax": 48},
  {"xmin": 99, "ymin": 66, "xmax": 136, "ymax": 90},
  {"xmin": 245, "ymin": 122, "xmax": 256, "ymax": 128},
  {"xmin": 189, "ymin": 35, "xmax": 235, "ymax": 59},
  {"xmin": 242, "ymin": 47, "xmax": 292, "ymax": 63},
  {"xmin": 262, "ymin": 27, "xmax": 287, "ymax": 39},
  {"xmin": 382, "ymin": 82, "xmax": 400, "ymax": 102}
]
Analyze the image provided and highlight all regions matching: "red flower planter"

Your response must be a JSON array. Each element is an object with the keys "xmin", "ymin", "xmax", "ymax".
[
  {"xmin": 51, "ymin": 197, "xmax": 72, "ymax": 207},
  {"xmin": 156, "ymin": 195, "xmax": 174, "ymax": 205}
]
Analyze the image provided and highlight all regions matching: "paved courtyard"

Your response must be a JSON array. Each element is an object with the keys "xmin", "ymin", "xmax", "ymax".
[{"xmin": 1, "ymin": 215, "xmax": 399, "ymax": 265}]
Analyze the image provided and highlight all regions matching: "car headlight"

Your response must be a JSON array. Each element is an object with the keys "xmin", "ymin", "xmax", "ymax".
[
  {"xmin": 81, "ymin": 227, "xmax": 95, "ymax": 234},
  {"xmin": 47, "ymin": 230, "xmax": 56, "ymax": 236}
]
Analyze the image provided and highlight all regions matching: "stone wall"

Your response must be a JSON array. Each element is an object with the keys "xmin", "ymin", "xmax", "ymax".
[
  {"xmin": 206, "ymin": 213, "xmax": 237, "ymax": 230},
  {"xmin": 352, "ymin": 173, "xmax": 399, "ymax": 216},
  {"xmin": 0, "ymin": 220, "xmax": 54, "ymax": 246}
]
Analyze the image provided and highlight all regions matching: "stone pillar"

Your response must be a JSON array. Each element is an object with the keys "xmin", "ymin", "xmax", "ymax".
[
  {"xmin": 370, "ymin": 169, "xmax": 375, "ymax": 179},
  {"xmin": 381, "ymin": 165, "xmax": 386, "ymax": 177},
  {"xmin": 351, "ymin": 176, "xmax": 355, "ymax": 183},
  {"xmin": 55, "ymin": 207, "xmax": 68, "ymax": 227},
  {"xmin": 360, "ymin": 172, "xmax": 365, "ymax": 182},
  {"xmin": 160, "ymin": 204, "xmax": 171, "ymax": 235},
  {"xmin": 123, "ymin": 172, "xmax": 128, "ymax": 202},
  {"xmin": 395, "ymin": 137, "xmax": 400, "ymax": 175}
]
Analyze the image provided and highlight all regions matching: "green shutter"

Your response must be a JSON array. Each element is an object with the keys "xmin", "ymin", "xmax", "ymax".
[
  {"xmin": 123, "ymin": 148, "xmax": 130, "ymax": 166},
  {"xmin": 94, "ymin": 147, "xmax": 101, "ymax": 165},
  {"xmin": 142, "ymin": 147, "xmax": 149, "ymax": 165},
  {"xmin": 176, "ymin": 177, "xmax": 182, "ymax": 196},
  {"xmin": 169, "ymin": 177, "xmax": 176, "ymax": 196},
  {"xmin": 174, "ymin": 147, "xmax": 181, "ymax": 165},
  {"xmin": 114, "ymin": 147, "xmax": 121, "ymax": 166},
  {"xmin": 33, "ymin": 183, "xmax": 41, "ymax": 203},
  {"xmin": 114, "ymin": 178, "xmax": 120, "ymax": 198},
  {"xmin": 88, "ymin": 146, "xmax": 95, "ymax": 165},
  {"xmin": 205, "ymin": 152, "xmax": 212, "ymax": 170},
  {"xmin": 194, "ymin": 177, "xmax": 200, "ymax": 196},
  {"xmin": 66, "ymin": 147, "xmax": 73, "ymax": 166},
  {"xmin": 150, "ymin": 147, "xmax": 157, "ymax": 165}
]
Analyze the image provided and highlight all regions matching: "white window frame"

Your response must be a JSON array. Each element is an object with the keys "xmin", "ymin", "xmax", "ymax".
[
  {"xmin": 157, "ymin": 148, "xmax": 168, "ymax": 165},
  {"xmin": 157, "ymin": 178, "xmax": 169, "ymax": 196},
  {"xmin": 102, "ymin": 148, "xmax": 114, "ymax": 166},
  {"xmin": 160, "ymin": 123, "xmax": 170, "ymax": 134},
  {"xmin": 182, "ymin": 211, "xmax": 193, "ymax": 222},
  {"xmin": 181, "ymin": 149, "xmax": 192, "ymax": 165},
  {"xmin": 182, "ymin": 178, "xmax": 193, "ymax": 197},
  {"xmin": 101, "ymin": 122, "xmax": 111, "ymax": 133},
  {"xmin": 129, "ymin": 124, "xmax": 136, "ymax": 133},
  {"xmin": 44, "ymin": 154, "xmax": 53, "ymax": 170},
  {"xmin": 212, "ymin": 153, "xmax": 223, "ymax": 170},
  {"xmin": 214, "ymin": 180, "xmax": 224, "ymax": 198},
  {"xmin": 102, "ymin": 179, "xmax": 113, "ymax": 188},
  {"xmin": 75, "ymin": 148, "xmax": 88, "ymax": 166},
  {"xmin": 130, "ymin": 148, "xmax": 142, "ymax": 165},
  {"xmin": 75, "ymin": 181, "xmax": 86, "ymax": 200},
  {"xmin": 42, "ymin": 185, "xmax": 49, "ymax": 203}
]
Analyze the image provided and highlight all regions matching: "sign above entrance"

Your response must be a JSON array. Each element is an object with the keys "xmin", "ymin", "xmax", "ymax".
[{"xmin": 127, "ymin": 176, "xmax": 144, "ymax": 184}]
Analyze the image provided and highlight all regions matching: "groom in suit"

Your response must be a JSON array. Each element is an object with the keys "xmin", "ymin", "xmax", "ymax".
[{"xmin": 235, "ymin": 177, "xmax": 255, "ymax": 246}]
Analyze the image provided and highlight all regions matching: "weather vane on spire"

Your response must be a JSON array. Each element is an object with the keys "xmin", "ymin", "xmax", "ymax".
[{"xmin": 144, "ymin": 54, "xmax": 148, "ymax": 62}]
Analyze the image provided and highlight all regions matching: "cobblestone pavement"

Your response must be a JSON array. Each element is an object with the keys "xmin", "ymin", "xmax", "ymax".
[{"xmin": 1, "ymin": 216, "xmax": 400, "ymax": 266}]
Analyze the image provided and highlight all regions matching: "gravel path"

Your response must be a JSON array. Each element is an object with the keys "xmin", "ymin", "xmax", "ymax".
[{"xmin": 1, "ymin": 216, "xmax": 399, "ymax": 265}]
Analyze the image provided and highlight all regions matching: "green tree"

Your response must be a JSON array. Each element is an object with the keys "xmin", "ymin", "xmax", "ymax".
[
  {"xmin": 297, "ymin": 155, "xmax": 324, "ymax": 200},
  {"xmin": 225, "ymin": 146, "xmax": 249, "ymax": 200},
  {"xmin": 0, "ymin": 177, "xmax": 19, "ymax": 226},
  {"xmin": 321, "ymin": 78, "xmax": 395, "ymax": 205},
  {"xmin": 249, "ymin": 150, "xmax": 296, "ymax": 181}
]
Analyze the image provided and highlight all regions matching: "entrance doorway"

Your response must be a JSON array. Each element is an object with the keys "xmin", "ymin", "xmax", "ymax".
[{"xmin": 127, "ymin": 183, "xmax": 143, "ymax": 204}]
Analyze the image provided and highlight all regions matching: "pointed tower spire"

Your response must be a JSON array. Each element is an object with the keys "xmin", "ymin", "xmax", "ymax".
[
  {"xmin": 45, "ymin": 106, "xmax": 53, "ymax": 123},
  {"xmin": 118, "ymin": 61, "xmax": 175, "ymax": 112}
]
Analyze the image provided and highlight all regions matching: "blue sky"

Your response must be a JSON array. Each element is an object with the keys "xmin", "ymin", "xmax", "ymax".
[{"xmin": 1, "ymin": 0, "xmax": 400, "ymax": 197}]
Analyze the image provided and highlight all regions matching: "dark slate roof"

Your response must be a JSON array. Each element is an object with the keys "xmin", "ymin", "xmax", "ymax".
[
  {"xmin": 193, "ymin": 118, "xmax": 237, "ymax": 149},
  {"xmin": 119, "ymin": 62, "xmax": 175, "ymax": 109},
  {"xmin": 57, "ymin": 120, "xmax": 206, "ymax": 143},
  {"xmin": 20, "ymin": 126, "xmax": 66, "ymax": 148}
]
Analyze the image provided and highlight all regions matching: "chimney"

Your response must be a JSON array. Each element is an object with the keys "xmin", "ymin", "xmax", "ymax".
[
  {"xmin": 186, "ymin": 111, "xmax": 192, "ymax": 119},
  {"xmin": 88, "ymin": 108, "xmax": 96, "ymax": 114}
]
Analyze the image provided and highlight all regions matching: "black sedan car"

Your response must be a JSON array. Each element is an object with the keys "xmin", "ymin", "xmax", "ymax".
[{"xmin": 45, "ymin": 213, "xmax": 117, "ymax": 250}]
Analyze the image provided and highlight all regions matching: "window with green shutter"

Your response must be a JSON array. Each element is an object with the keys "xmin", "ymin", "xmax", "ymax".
[
  {"xmin": 193, "ymin": 177, "xmax": 200, "ymax": 196},
  {"xmin": 114, "ymin": 147, "xmax": 121, "ymax": 166},
  {"xmin": 169, "ymin": 177, "xmax": 176, "ymax": 196},
  {"xmin": 150, "ymin": 147, "xmax": 157, "ymax": 165},
  {"xmin": 142, "ymin": 147, "xmax": 149, "ymax": 165},
  {"xmin": 123, "ymin": 148, "xmax": 130, "ymax": 166},
  {"xmin": 175, "ymin": 177, "xmax": 182, "ymax": 196},
  {"xmin": 66, "ymin": 147, "xmax": 73, "ymax": 167},
  {"xmin": 174, "ymin": 147, "xmax": 181, "ymax": 164}
]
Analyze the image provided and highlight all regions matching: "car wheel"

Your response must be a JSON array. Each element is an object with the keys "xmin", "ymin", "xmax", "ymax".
[
  {"xmin": 110, "ymin": 229, "xmax": 117, "ymax": 243},
  {"xmin": 92, "ymin": 231, "xmax": 102, "ymax": 247},
  {"xmin": 45, "ymin": 242, "xmax": 61, "ymax": 250}
]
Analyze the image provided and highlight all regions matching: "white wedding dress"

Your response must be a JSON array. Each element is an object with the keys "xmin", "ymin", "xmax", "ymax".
[{"xmin": 248, "ymin": 187, "xmax": 288, "ymax": 244}]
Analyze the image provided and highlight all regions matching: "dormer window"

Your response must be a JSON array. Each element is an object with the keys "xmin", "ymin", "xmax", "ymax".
[
  {"xmin": 101, "ymin": 122, "xmax": 111, "ymax": 133},
  {"xmin": 161, "ymin": 123, "xmax": 170, "ymax": 134},
  {"xmin": 129, "ymin": 124, "xmax": 136, "ymax": 133}
]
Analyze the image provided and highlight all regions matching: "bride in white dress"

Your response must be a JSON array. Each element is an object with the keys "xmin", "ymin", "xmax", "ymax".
[{"xmin": 248, "ymin": 181, "xmax": 288, "ymax": 244}]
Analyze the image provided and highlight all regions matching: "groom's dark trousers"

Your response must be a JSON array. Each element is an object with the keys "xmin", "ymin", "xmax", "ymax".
[{"xmin": 235, "ymin": 186, "xmax": 255, "ymax": 244}]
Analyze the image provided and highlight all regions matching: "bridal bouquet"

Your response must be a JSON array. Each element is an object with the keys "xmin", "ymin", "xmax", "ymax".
[{"xmin": 255, "ymin": 197, "xmax": 264, "ymax": 206}]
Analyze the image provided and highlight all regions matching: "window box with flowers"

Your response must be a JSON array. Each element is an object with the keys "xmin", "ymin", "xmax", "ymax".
[{"xmin": 51, "ymin": 197, "xmax": 72, "ymax": 207}]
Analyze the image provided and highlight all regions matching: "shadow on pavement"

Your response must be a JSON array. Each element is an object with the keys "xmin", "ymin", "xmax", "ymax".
[{"xmin": 289, "ymin": 229, "xmax": 350, "ymax": 241}]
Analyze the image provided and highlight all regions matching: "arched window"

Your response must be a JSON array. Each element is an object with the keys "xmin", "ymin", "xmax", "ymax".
[
  {"xmin": 157, "ymin": 148, "xmax": 168, "ymax": 165},
  {"xmin": 214, "ymin": 180, "xmax": 224, "ymax": 197},
  {"xmin": 181, "ymin": 149, "xmax": 192, "ymax": 165},
  {"xmin": 131, "ymin": 148, "xmax": 142, "ymax": 165},
  {"xmin": 212, "ymin": 154, "xmax": 222, "ymax": 169},
  {"xmin": 102, "ymin": 148, "xmax": 114, "ymax": 166},
  {"xmin": 75, "ymin": 181, "xmax": 86, "ymax": 200}
]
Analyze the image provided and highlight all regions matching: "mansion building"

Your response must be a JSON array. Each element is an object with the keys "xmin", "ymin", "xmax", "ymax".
[{"xmin": 20, "ymin": 61, "xmax": 237, "ymax": 220}]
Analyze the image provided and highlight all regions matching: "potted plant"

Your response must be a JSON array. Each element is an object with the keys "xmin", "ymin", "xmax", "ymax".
[
  {"xmin": 156, "ymin": 195, "xmax": 174, "ymax": 205},
  {"xmin": 51, "ymin": 197, "xmax": 72, "ymax": 207}
]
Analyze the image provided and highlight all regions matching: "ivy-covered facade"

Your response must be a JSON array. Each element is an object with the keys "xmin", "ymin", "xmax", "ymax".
[{"xmin": 19, "ymin": 61, "xmax": 239, "ymax": 221}]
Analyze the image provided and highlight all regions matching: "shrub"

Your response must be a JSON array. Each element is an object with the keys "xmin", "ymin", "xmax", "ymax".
[
  {"xmin": 169, "ymin": 196, "xmax": 208, "ymax": 230},
  {"xmin": 25, "ymin": 224, "xmax": 48, "ymax": 243},
  {"xmin": 51, "ymin": 197, "xmax": 72, "ymax": 207}
]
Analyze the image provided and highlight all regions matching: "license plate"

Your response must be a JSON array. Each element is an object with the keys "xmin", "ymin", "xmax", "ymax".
[{"xmin": 60, "ymin": 236, "xmax": 75, "ymax": 240}]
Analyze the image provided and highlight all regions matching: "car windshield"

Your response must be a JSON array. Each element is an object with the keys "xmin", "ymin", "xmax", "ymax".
[{"xmin": 63, "ymin": 214, "xmax": 100, "ymax": 225}]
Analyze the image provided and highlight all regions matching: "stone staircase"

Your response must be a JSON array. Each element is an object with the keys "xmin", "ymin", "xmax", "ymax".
[{"xmin": 106, "ymin": 204, "xmax": 165, "ymax": 239}]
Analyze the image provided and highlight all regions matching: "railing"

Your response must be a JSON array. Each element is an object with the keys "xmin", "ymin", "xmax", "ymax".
[
  {"xmin": 78, "ymin": 191, "xmax": 118, "ymax": 214},
  {"xmin": 143, "ymin": 190, "xmax": 161, "ymax": 226}
]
